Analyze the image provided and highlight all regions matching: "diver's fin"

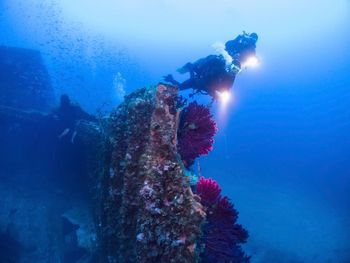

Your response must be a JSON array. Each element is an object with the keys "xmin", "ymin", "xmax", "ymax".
[
  {"xmin": 163, "ymin": 74, "xmax": 179, "ymax": 86},
  {"xmin": 177, "ymin": 62, "xmax": 192, "ymax": 74}
]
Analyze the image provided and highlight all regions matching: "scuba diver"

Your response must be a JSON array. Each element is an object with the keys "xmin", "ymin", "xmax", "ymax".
[
  {"xmin": 225, "ymin": 32, "xmax": 258, "ymax": 68},
  {"xmin": 52, "ymin": 94, "xmax": 95, "ymax": 143},
  {"xmin": 164, "ymin": 32, "xmax": 258, "ymax": 100},
  {"xmin": 50, "ymin": 94, "xmax": 96, "ymax": 194}
]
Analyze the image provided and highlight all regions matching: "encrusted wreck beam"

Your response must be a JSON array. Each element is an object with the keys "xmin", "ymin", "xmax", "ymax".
[
  {"xmin": 136, "ymin": 85, "xmax": 204, "ymax": 263},
  {"xmin": 99, "ymin": 85, "xmax": 205, "ymax": 263},
  {"xmin": 0, "ymin": 105, "xmax": 46, "ymax": 123}
]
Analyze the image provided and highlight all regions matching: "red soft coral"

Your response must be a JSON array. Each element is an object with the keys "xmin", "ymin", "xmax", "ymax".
[
  {"xmin": 196, "ymin": 177, "xmax": 250, "ymax": 263},
  {"xmin": 196, "ymin": 177, "xmax": 221, "ymax": 206},
  {"xmin": 177, "ymin": 102, "xmax": 217, "ymax": 166}
]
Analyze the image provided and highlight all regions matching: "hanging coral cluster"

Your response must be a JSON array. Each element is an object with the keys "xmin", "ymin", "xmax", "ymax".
[
  {"xmin": 176, "ymin": 99, "xmax": 250, "ymax": 262},
  {"xmin": 196, "ymin": 177, "xmax": 250, "ymax": 263},
  {"xmin": 177, "ymin": 102, "xmax": 217, "ymax": 166}
]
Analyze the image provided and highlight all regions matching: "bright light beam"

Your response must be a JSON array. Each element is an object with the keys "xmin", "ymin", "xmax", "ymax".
[
  {"xmin": 216, "ymin": 90, "xmax": 231, "ymax": 105},
  {"xmin": 216, "ymin": 90, "xmax": 233, "ymax": 126},
  {"xmin": 242, "ymin": 56, "xmax": 259, "ymax": 68}
]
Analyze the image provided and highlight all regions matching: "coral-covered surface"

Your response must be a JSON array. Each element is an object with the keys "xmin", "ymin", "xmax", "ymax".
[
  {"xmin": 136, "ymin": 85, "xmax": 205, "ymax": 263},
  {"xmin": 177, "ymin": 102, "xmax": 217, "ymax": 166},
  {"xmin": 196, "ymin": 177, "xmax": 250, "ymax": 263},
  {"xmin": 100, "ymin": 85, "xmax": 205, "ymax": 263}
]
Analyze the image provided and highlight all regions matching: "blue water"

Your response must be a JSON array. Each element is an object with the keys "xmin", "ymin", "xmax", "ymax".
[{"xmin": 1, "ymin": 0, "xmax": 350, "ymax": 262}]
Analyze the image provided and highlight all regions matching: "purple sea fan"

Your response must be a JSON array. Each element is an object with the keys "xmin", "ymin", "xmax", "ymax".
[
  {"xmin": 196, "ymin": 177, "xmax": 221, "ymax": 206},
  {"xmin": 177, "ymin": 102, "xmax": 217, "ymax": 165},
  {"xmin": 195, "ymin": 177, "xmax": 250, "ymax": 263},
  {"xmin": 210, "ymin": 197, "xmax": 249, "ymax": 244},
  {"xmin": 211, "ymin": 197, "xmax": 238, "ymax": 223}
]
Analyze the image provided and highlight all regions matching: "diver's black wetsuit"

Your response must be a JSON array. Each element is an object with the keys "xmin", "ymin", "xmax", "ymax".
[
  {"xmin": 165, "ymin": 32, "xmax": 258, "ymax": 99},
  {"xmin": 52, "ymin": 95, "xmax": 94, "ymax": 133},
  {"xmin": 225, "ymin": 32, "xmax": 258, "ymax": 68},
  {"xmin": 50, "ymin": 95, "xmax": 95, "ymax": 193},
  {"xmin": 177, "ymin": 55, "xmax": 235, "ymax": 98}
]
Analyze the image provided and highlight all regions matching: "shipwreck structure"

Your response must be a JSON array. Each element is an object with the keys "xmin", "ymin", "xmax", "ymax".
[
  {"xmin": 0, "ymin": 46, "xmax": 55, "ymax": 111},
  {"xmin": 87, "ymin": 85, "xmax": 205, "ymax": 262},
  {"xmin": 0, "ymin": 47, "xmax": 249, "ymax": 263},
  {"xmin": 0, "ymin": 84, "xmax": 207, "ymax": 263}
]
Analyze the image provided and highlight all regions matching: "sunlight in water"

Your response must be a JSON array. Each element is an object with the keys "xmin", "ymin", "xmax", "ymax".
[{"xmin": 54, "ymin": 0, "xmax": 349, "ymax": 47}]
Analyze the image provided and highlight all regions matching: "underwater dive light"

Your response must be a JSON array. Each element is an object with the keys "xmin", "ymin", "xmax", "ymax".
[
  {"xmin": 216, "ymin": 90, "xmax": 231, "ymax": 105},
  {"xmin": 241, "ymin": 55, "xmax": 259, "ymax": 68}
]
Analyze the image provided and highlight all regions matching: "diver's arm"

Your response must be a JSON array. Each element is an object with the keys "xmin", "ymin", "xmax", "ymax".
[
  {"xmin": 178, "ymin": 78, "xmax": 195, "ymax": 91},
  {"xmin": 75, "ymin": 106, "xmax": 96, "ymax": 122}
]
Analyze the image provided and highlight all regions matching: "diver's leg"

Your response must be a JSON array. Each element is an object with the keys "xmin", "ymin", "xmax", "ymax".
[
  {"xmin": 178, "ymin": 63, "xmax": 195, "ymax": 78},
  {"xmin": 177, "ymin": 62, "xmax": 192, "ymax": 74},
  {"xmin": 179, "ymin": 79, "xmax": 195, "ymax": 91},
  {"xmin": 188, "ymin": 66, "xmax": 195, "ymax": 79},
  {"xmin": 71, "ymin": 131, "xmax": 77, "ymax": 144},
  {"xmin": 58, "ymin": 128, "xmax": 70, "ymax": 139}
]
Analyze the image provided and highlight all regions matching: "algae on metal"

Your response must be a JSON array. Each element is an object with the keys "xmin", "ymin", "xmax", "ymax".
[{"xmin": 87, "ymin": 85, "xmax": 205, "ymax": 262}]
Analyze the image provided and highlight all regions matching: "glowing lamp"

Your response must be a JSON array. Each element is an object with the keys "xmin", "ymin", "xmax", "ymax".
[
  {"xmin": 216, "ymin": 90, "xmax": 231, "ymax": 104},
  {"xmin": 242, "ymin": 56, "xmax": 259, "ymax": 68}
]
